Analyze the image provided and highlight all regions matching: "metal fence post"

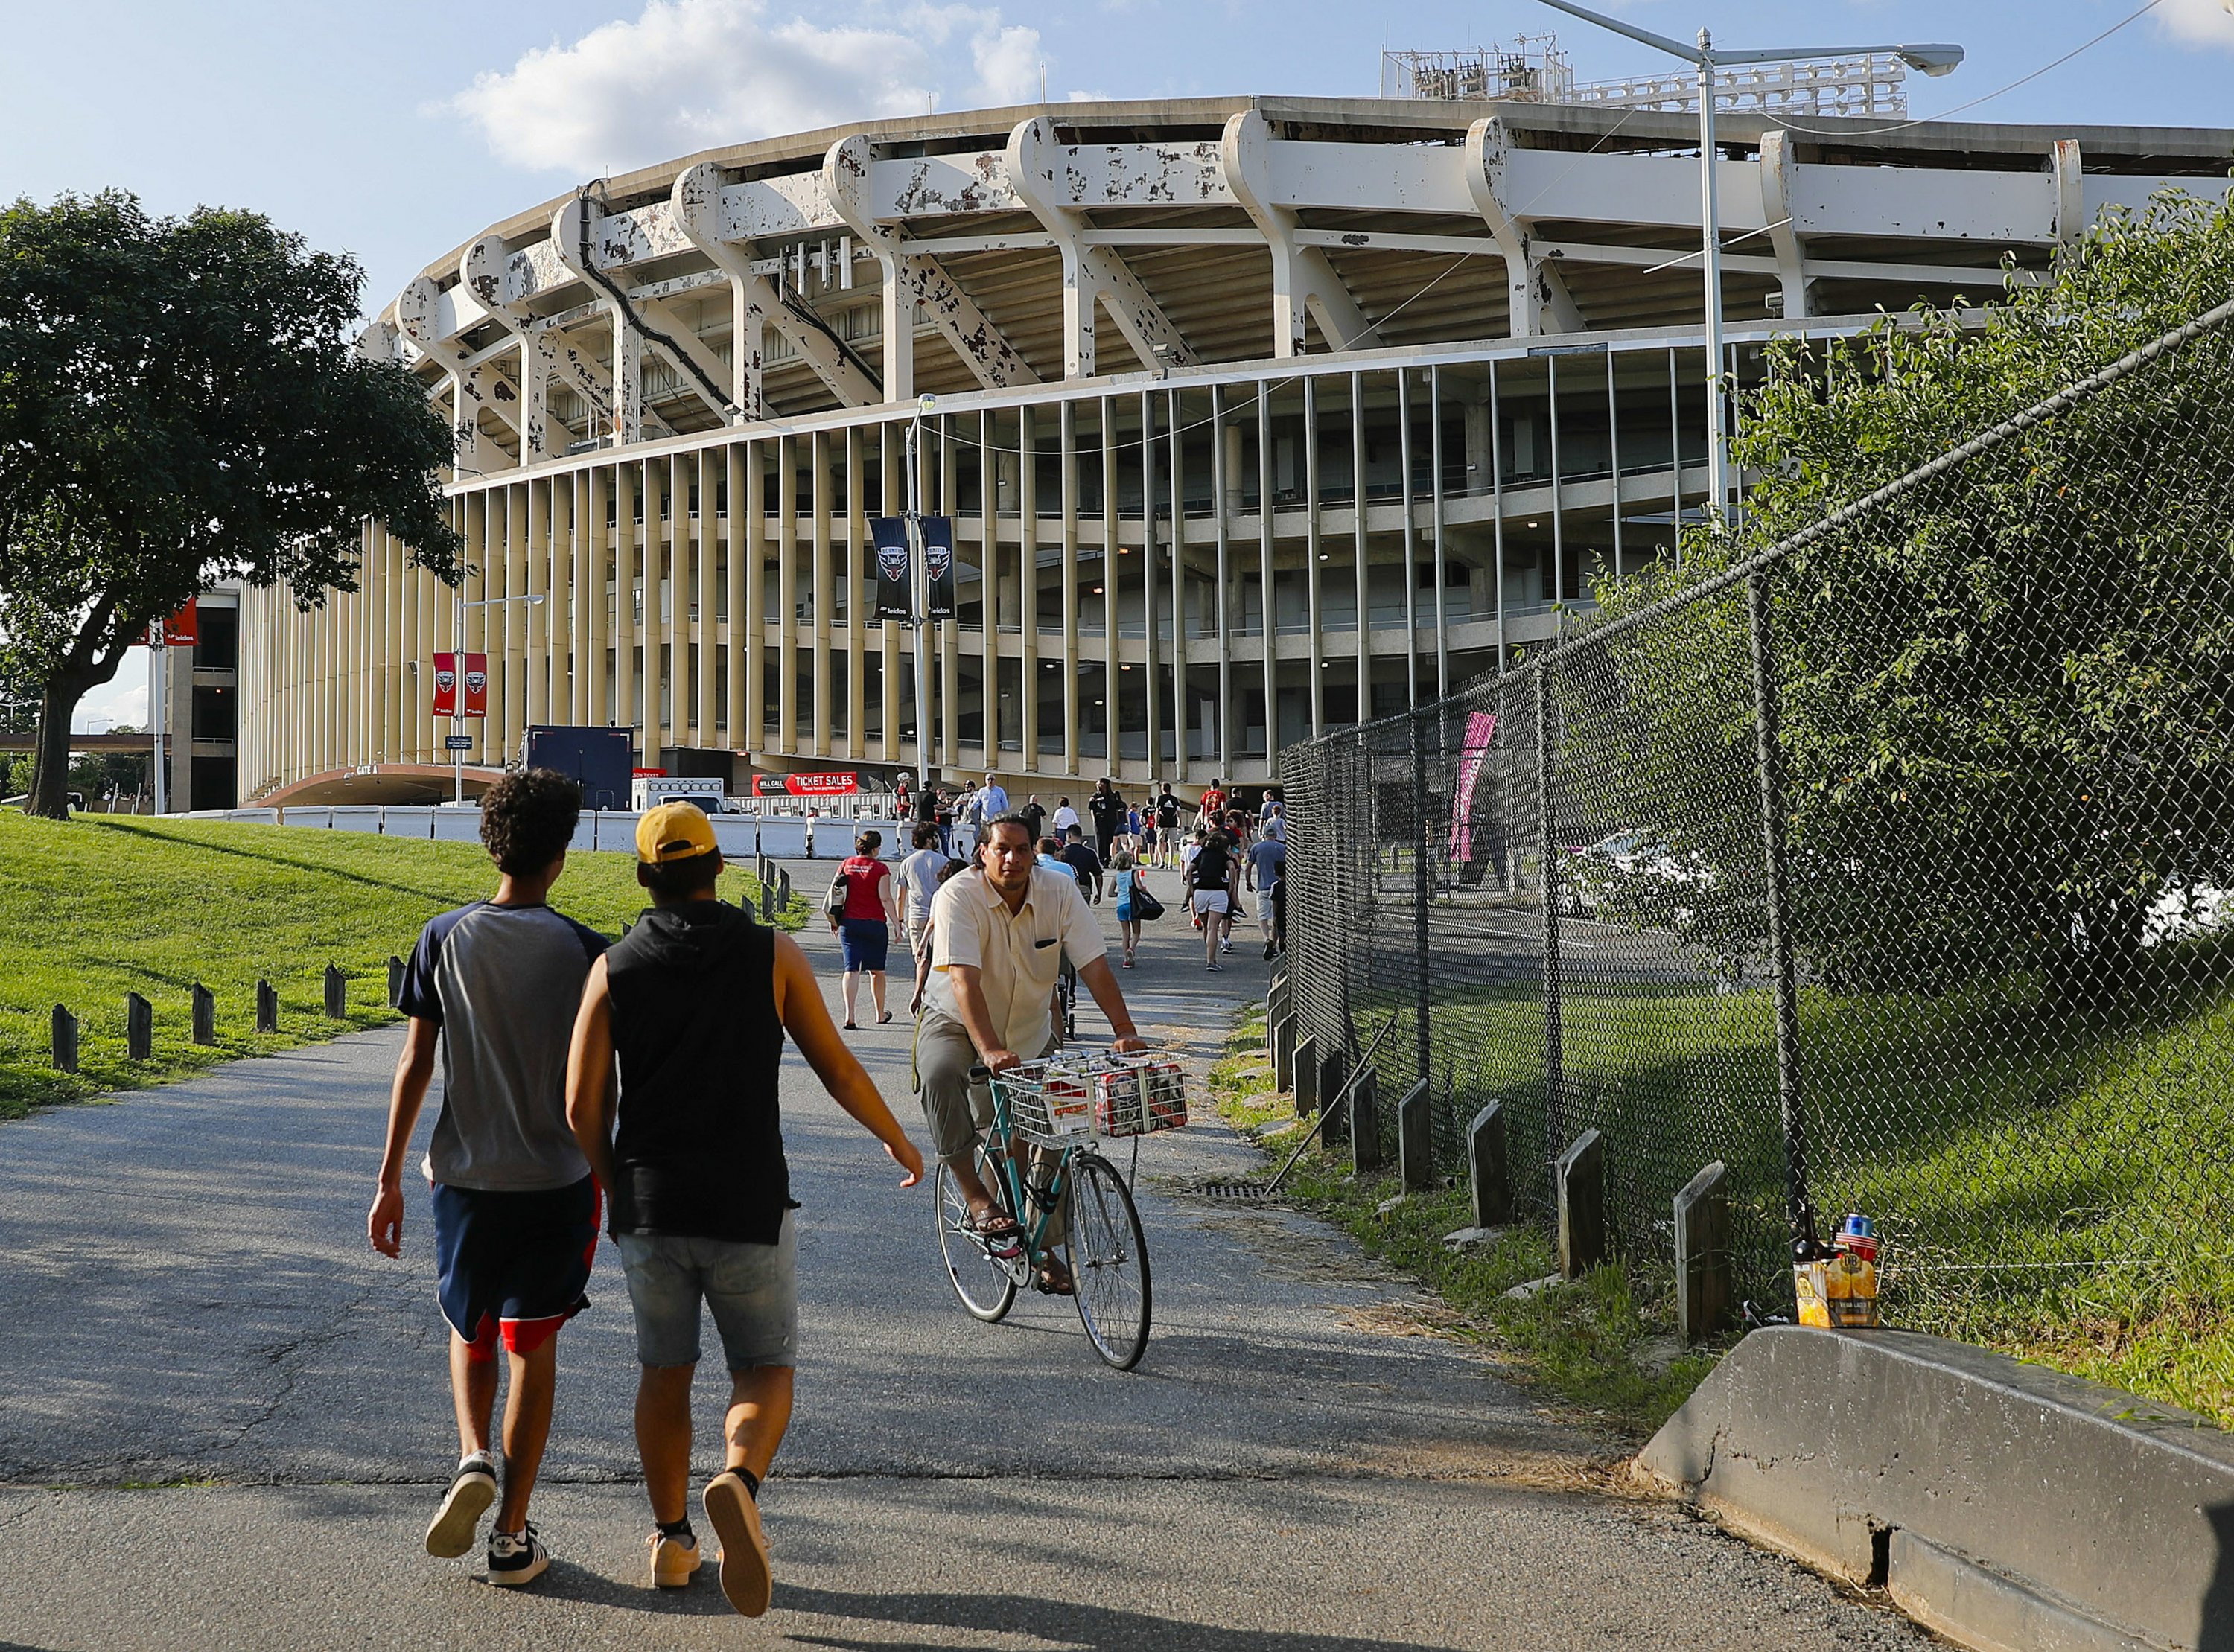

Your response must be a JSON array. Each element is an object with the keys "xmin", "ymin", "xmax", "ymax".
[
  {"xmin": 1534, "ymin": 666, "xmax": 1567, "ymax": 1148},
  {"xmin": 1746, "ymin": 570, "xmax": 1822, "ymax": 1261},
  {"xmin": 1411, "ymin": 709, "xmax": 1431, "ymax": 1091}
]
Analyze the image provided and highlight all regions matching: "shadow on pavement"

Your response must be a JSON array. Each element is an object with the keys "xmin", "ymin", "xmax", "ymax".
[{"xmin": 774, "ymin": 1583, "xmax": 1463, "ymax": 1651}]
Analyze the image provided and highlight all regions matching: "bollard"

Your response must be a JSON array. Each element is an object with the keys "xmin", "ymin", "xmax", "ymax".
[
  {"xmin": 1314, "ymin": 1046, "xmax": 1346, "ymax": 1129},
  {"xmin": 126, "ymin": 992, "xmax": 153, "ymax": 1062},
  {"xmin": 760, "ymin": 880, "xmax": 775, "ymax": 922},
  {"xmin": 1556, "ymin": 1127, "xmax": 1607, "ymax": 1279},
  {"xmin": 386, "ymin": 956, "xmax": 406, "ymax": 1010},
  {"xmin": 1398, "ymin": 1078, "xmax": 1433, "ymax": 1193},
  {"xmin": 776, "ymin": 868, "xmax": 792, "ymax": 908},
  {"xmin": 51, "ymin": 1005, "xmax": 77, "ymax": 1074},
  {"xmin": 191, "ymin": 983, "xmax": 215, "ymax": 1047},
  {"xmin": 1468, "ymin": 1101, "xmax": 1514, "ymax": 1227},
  {"xmin": 256, "ymin": 979, "xmax": 279, "ymax": 1034},
  {"xmin": 323, "ymin": 965, "xmax": 346, "ymax": 1020},
  {"xmin": 1674, "ymin": 1160, "xmax": 1733, "ymax": 1343},
  {"xmin": 1292, "ymin": 1035, "xmax": 1318, "ymax": 1117},
  {"xmin": 1325, "ymin": 1059, "xmax": 1357, "ymax": 1146},
  {"xmin": 1350, "ymin": 1068, "xmax": 1382, "ymax": 1172},
  {"xmin": 1270, "ymin": 1014, "xmax": 1295, "ymax": 1092}
]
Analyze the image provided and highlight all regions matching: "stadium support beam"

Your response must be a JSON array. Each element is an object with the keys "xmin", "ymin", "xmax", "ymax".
[
  {"xmin": 2052, "ymin": 139, "xmax": 2085, "ymax": 248},
  {"xmin": 1220, "ymin": 110, "xmax": 1371, "ymax": 356},
  {"xmin": 395, "ymin": 278, "xmax": 502, "ymax": 475},
  {"xmin": 462, "ymin": 234, "xmax": 643, "ymax": 462},
  {"xmin": 1005, "ymin": 117, "xmax": 1198, "ymax": 378},
  {"xmin": 1758, "ymin": 130, "xmax": 1810, "ymax": 321},
  {"xmin": 551, "ymin": 195, "xmax": 738, "ymax": 434},
  {"xmin": 671, "ymin": 162, "xmax": 880, "ymax": 414},
  {"xmin": 824, "ymin": 135, "xmax": 1040, "ymax": 401},
  {"xmin": 1465, "ymin": 117, "xmax": 1586, "ymax": 338}
]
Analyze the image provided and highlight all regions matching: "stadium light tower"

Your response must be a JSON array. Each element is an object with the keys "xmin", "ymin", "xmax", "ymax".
[{"xmin": 1539, "ymin": 1, "xmax": 1962, "ymax": 521}]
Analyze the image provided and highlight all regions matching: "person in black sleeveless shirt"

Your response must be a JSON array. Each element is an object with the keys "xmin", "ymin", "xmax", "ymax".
[{"xmin": 566, "ymin": 803, "xmax": 922, "ymax": 1618}]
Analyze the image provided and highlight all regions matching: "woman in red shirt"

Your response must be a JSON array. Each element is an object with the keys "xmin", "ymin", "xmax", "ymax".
[{"xmin": 830, "ymin": 830, "xmax": 903, "ymax": 1029}]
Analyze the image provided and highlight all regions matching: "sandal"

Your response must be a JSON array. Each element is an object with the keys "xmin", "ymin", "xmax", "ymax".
[
  {"xmin": 844, "ymin": 1021, "xmax": 858, "ymax": 1030},
  {"xmin": 879, "ymin": 1011, "xmax": 894, "ymax": 1024},
  {"xmin": 1036, "ymin": 1257, "xmax": 1075, "ymax": 1295}
]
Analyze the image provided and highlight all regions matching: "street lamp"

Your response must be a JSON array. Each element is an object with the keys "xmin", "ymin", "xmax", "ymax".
[
  {"xmin": 1539, "ymin": 1, "xmax": 1962, "ymax": 520},
  {"xmin": 451, "ymin": 588, "xmax": 546, "ymax": 803}
]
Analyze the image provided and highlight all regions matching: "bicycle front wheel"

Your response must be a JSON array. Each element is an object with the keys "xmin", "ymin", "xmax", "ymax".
[
  {"xmin": 1067, "ymin": 1152, "xmax": 1152, "ymax": 1369},
  {"xmin": 935, "ymin": 1149, "xmax": 1020, "ymax": 1323}
]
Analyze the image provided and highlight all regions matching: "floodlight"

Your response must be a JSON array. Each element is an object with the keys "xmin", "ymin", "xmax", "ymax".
[{"xmin": 1896, "ymin": 44, "xmax": 1964, "ymax": 77}]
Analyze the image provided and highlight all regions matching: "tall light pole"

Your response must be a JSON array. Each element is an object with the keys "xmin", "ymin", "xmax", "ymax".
[
  {"xmin": 1538, "ymin": 2, "xmax": 1961, "ymax": 521},
  {"xmin": 452, "ymin": 588, "xmax": 545, "ymax": 802},
  {"xmin": 906, "ymin": 393, "xmax": 936, "ymax": 794}
]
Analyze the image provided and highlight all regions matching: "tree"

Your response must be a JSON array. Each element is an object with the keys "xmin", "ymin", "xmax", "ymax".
[
  {"xmin": 1584, "ymin": 188, "xmax": 2234, "ymax": 994},
  {"xmin": 0, "ymin": 191, "xmax": 459, "ymax": 818}
]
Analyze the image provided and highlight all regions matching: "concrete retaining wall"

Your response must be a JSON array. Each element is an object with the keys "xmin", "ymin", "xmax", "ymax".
[{"xmin": 1638, "ymin": 1324, "xmax": 2234, "ymax": 1651}]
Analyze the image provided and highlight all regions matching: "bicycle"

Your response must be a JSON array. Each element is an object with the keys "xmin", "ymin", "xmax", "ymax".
[{"xmin": 932, "ymin": 1057, "xmax": 1179, "ymax": 1369}]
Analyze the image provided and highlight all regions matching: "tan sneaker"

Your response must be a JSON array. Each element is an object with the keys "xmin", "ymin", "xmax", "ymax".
[
  {"xmin": 701, "ymin": 1472, "xmax": 772, "ymax": 1617},
  {"xmin": 423, "ymin": 1453, "xmax": 497, "ymax": 1559},
  {"xmin": 648, "ymin": 1528, "xmax": 701, "ymax": 1588}
]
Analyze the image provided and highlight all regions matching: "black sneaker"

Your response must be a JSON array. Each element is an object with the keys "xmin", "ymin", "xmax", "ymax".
[
  {"xmin": 488, "ymin": 1522, "xmax": 550, "ymax": 1587},
  {"xmin": 424, "ymin": 1452, "xmax": 497, "ymax": 1559}
]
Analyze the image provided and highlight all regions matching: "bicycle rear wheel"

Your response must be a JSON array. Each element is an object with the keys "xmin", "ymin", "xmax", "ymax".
[
  {"xmin": 935, "ymin": 1147, "xmax": 1021, "ymax": 1322},
  {"xmin": 1067, "ymin": 1152, "xmax": 1151, "ymax": 1369}
]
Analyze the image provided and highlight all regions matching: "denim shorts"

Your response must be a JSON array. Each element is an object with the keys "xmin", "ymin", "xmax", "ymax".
[
  {"xmin": 838, "ymin": 917, "xmax": 891, "ymax": 972},
  {"xmin": 614, "ymin": 1212, "xmax": 798, "ymax": 1371}
]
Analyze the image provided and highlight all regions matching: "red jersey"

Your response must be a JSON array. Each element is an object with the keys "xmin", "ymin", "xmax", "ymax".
[
  {"xmin": 1197, "ymin": 787, "xmax": 1227, "ymax": 820},
  {"xmin": 838, "ymin": 855, "xmax": 891, "ymax": 922}
]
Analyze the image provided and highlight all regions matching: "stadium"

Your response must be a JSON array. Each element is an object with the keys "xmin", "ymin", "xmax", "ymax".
[{"xmin": 214, "ymin": 56, "xmax": 2234, "ymax": 806}]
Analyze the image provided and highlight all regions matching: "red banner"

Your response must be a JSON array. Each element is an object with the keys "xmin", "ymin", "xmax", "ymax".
[
  {"xmin": 753, "ymin": 772, "xmax": 859, "ymax": 797},
  {"xmin": 145, "ymin": 599, "xmax": 198, "ymax": 648},
  {"xmin": 460, "ymin": 653, "xmax": 489, "ymax": 718},
  {"xmin": 431, "ymin": 653, "xmax": 459, "ymax": 718}
]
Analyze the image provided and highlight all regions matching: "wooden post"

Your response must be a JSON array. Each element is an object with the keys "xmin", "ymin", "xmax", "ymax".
[
  {"xmin": 1556, "ymin": 1128, "xmax": 1606, "ymax": 1278},
  {"xmin": 191, "ymin": 983, "xmax": 216, "ymax": 1047},
  {"xmin": 323, "ymin": 966, "xmax": 346, "ymax": 1020},
  {"xmin": 1352, "ymin": 1069, "xmax": 1384, "ymax": 1173},
  {"xmin": 1398, "ymin": 1078, "xmax": 1433, "ymax": 1193},
  {"xmin": 1292, "ymin": 1034, "xmax": 1318, "ymax": 1117},
  {"xmin": 1468, "ymin": 1101, "xmax": 1514, "ymax": 1227},
  {"xmin": 255, "ymin": 980, "xmax": 279, "ymax": 1034},
  {"xmin": 1675, "ymin": 1161, "xmax": 1733, "ymax": 1342},
  {"xmin": 51, "ymin": 1005, "xmax": 77, "ymax": 1074},
  {"xmin": 386, "ymin": 956, "xmax": 406, "ymax": 1009},
  {"xmin": 126, "ymin": 992, "xmax": 153, "ymax": 1062}
]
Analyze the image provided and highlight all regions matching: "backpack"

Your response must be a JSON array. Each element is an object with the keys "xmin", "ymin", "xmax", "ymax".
[{"xmin": 1130, "ymin": 871, "xmax": 1166, "ymax": 922}]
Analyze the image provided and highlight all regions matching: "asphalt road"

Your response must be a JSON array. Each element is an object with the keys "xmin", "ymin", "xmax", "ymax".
[{"xmin": 0, "ymin": 880, "xmax": 1923, "ymax": 1651}]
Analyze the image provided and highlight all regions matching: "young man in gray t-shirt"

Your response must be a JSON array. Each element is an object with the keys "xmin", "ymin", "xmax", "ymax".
[{"xmin": 369, "ymin": 769, "xmax": 607, "ymax": 1588}]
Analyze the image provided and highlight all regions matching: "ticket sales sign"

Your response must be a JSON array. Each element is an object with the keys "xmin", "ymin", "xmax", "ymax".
[{"xmin": 752, "ymin": 772, "xmax": 859, "ymax": 797}]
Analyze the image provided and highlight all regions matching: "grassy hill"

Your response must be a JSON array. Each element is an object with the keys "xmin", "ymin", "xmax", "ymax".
[{"xmin": 0, "ymin": 813, "xmax": 799, "ymax": 1117}]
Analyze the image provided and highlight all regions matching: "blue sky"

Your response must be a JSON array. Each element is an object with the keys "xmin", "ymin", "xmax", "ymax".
[{"xmin": 6, "ymin": 0, "xmax": 2228, "ymax": 729}]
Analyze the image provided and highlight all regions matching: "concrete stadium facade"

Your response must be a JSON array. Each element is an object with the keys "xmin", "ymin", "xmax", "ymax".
[{"xmin": 232, "ymin": 95, "xmax": 2233, "ymax": 806}]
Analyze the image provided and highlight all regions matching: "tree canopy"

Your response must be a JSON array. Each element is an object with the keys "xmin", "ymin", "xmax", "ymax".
[
  {"xmin": 0, "ymin": 190, "xmax": 459, "ymax": 816},
  {"xmin": 1579, "ymin": 188, "xmax": 2234, "ymax": 995}
]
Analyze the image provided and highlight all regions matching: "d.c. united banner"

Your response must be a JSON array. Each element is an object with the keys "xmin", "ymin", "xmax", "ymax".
[
  {"xmin": 432, "ymin": 653, "xmax": 489, "ymax": 718},
  {"xmin": 920, "ymin": 515, "xmax": 955, "ymax": 619},
  {"xmin": 871, "ymin": 517, "xmax": 911, "ymax": 619}
]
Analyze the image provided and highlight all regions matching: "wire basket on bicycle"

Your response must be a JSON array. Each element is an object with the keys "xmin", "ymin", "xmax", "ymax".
[{"xmin": 996, "ymin": 1053, "xmax": 1189, "ymax": 1147}]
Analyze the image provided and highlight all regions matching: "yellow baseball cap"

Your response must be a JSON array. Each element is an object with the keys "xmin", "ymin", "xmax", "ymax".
[{"xmin": 635, "ymin": 801, "xmax": 719, "ymax": 864}]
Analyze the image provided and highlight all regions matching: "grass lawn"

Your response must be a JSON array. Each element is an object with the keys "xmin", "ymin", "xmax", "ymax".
[{"xmin": 0, "ymin": 813, "xmax": 801, "ymax": 1118}]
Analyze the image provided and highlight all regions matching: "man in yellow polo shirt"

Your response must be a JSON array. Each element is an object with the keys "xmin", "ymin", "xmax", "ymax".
[{"xmin": 916, "ymin": 811, "xmax": 1145, "ymax": 1291}]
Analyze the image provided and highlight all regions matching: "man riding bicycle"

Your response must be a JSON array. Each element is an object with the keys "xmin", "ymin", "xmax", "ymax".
[{"xmin": 914, "ymin": 812, "xmax": 1146, "ymax": 1293}]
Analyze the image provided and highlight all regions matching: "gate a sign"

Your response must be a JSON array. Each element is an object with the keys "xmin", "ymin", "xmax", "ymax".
[{"xmin": 433, "ymin": 653, "xmax": 491, "ymax": 718}]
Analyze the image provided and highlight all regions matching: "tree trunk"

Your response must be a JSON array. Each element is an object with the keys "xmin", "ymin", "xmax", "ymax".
[{"xmin": 28, "ymin": 677, "xmax": 92, "ymax": 820}]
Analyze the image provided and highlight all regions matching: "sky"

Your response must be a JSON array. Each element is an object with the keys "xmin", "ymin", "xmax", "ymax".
[{"xmin": 6, "ymin": 0, "xmax": 2230, "ymax": 730}]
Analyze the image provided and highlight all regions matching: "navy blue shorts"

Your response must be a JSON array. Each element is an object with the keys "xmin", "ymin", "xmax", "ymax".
[
  {"xmin": 431, "ymin": 1174, "xmax": 599, "ymax": 1360},
  {"xmin": 838, "ymin": 917, "xmax": 891, "ymax": 972}
]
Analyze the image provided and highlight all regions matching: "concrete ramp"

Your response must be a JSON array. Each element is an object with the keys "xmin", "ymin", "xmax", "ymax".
[{"xmin": 1639, "ymin": 1324, "xmax": 2234, "ymax": 1651}]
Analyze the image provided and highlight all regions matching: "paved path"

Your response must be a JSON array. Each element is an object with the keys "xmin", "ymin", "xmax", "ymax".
[{"xmin": 0, "ymin": 874, "xmax": 1921, "ymax": 1650}]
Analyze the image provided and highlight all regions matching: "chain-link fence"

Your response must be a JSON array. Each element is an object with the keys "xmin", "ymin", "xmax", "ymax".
[{"xmin": 1281, "ymin": 293, "xmax": 2234, "ymax": 1321}]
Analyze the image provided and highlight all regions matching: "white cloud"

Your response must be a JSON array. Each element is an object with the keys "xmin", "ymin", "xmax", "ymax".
[
  {"xmin": 2157, "ymin": 0, "xmax": 2234, "ymax": 47},
  {"xmin": 451, "ymin": 0, "xmax": 1046, "ymax": 176},
  {"xmin": 74, "ymin": 653, "xmax": 147, "ymax": 733}
]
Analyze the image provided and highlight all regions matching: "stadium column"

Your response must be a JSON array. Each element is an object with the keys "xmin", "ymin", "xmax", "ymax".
[
  {"xmin": 844, "ymin": 427, "xmax": 866, "ymax": 763},
  {"xmin": 1303, "ymin": 377, "xmax": 1324, "ymax": 739},
  {"xmin": 696, "ymin": 447, "xmax": 718, "ymax": 747},
  {"xmin": 1216, "ymin": 389, "xmax": 1239, "ymax": 772},
  {"xmin": 1168, "ymin": 392, "xmax": 1187, "ymax": 785},
  {"xmin": 777, "ymin": 435, "xmax": 798, "ymax": 757},
  {"xmin": 1353, "ymin": 371, "xmax": 1371, "ymax": 730},
  {"xmin": 726, "ymin": 444, "xmax": 748, "ymax": 754},
  {"xmin": 525, "ymin": 476, "xmax": 549, "ymax": 730},
  {"xmin": 1019, "ymin": 406, "xmax": 1039, "ymax": 774},
  {"xmin": 977, "ymin": 411, "xmax": 998, "ymax": 768},
  {"xmin": 938, "ymin": 414, "xmax": 961, "ymax": 772},
  {"xmin": 666, "ymin": 453, "xmax": 689, "ymax": 758},
  {"xmin": 419, "ymin": 544, "xmax": 440, "ymax": 763},
  {"xmin": 585, "ymin": 466, "xmax": 609, "ymax": 728},
  {"xmin": 1060, "ymin": 401, "xmax": 1080, "ymax": 779},
  {"xmin": 878, "ymin": 424, "xmax": 900, "ymax": 768},
  {"xmin": 1430, "ymin": 365, "xmax": 1450, "ymax": 698},
  {"xmin": 743, "ymin": 442, "xmax": 766, "ymax": 754},
  {"xmin": 1139, "ymin": 392, "xmax": 1159, "ymax": 786},
  {"xmin": 810, "ymin": 430, "xmax": 832, "ymax": 759},
  {"xmin": 1258, "ymin": 383, "xmax": 1277, "ymax": 775},
  {"xmin": 1098, "ymin": 398, "xmax": 1119, "ymax": 782},
  {"xmin": 1400, "ymin": 368, "xmax": 1420, "ymax": 706},
  {"xmin": 614, "ymin": 462, "xmax": 637, "ymax": 742},
  {"xmin": 553, "ymin": 471, "xmax": 578, "ymax": 726}
]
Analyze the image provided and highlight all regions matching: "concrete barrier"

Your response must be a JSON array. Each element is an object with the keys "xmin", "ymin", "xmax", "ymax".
[
  {"xmin": 430, "ymin": 809, "xmax": 482, "ymax": 843},
  {"xmin": 223, "ymin": 809, "xmax": 279, "ymax": 826},
  {"xmin": 384, "ymin": 806, "xmax": 434, "ymax": 840},
  {"xmin": 711, "ymin": 814, "xmax": 760, "ymax": 858},
  {"xmin": 329, "ymin": 806, "xmax": 384, "ymax": 834},
  {"xmin": 1638, "ymin": 1324, "xmax": 2234, "ymax": 1652},
  {"xmin": 289, "ymin": 806, "xmax": 334, "ymax": 829}
]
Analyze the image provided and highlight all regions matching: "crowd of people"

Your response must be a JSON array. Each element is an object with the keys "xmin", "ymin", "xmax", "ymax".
[{"xmin": 368, "ymin": 766, "xmax": 1275, "ymax": 1619}]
